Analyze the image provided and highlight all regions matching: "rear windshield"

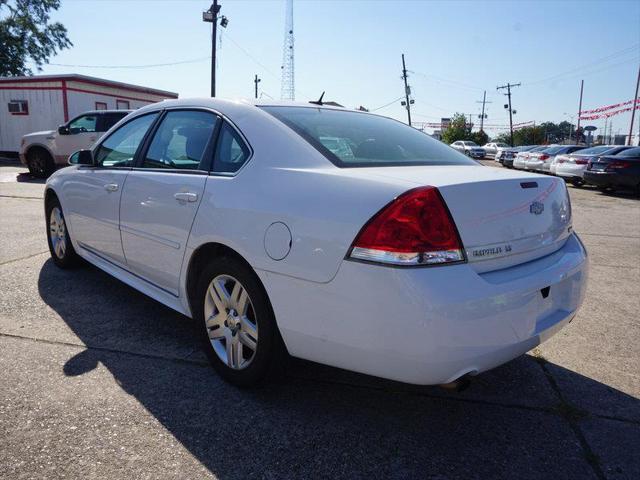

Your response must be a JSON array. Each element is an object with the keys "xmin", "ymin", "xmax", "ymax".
[
  {"xmin": 542, "ymin": 146, "xmax": 565, "ymax": 155},
  {"xmin": 617, "ymin": 147, "xmax": 640, "ymax": 157},
  {"xmin": 260, "ymin": 106, "xmax": 476, "ymax": 168},
  {"xmin": 576, "ymin": 146, "xmax": 614, "ymax": 155}
]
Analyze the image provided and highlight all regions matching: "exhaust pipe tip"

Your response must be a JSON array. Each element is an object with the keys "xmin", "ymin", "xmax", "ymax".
[{"xmin": 438, "ymin": 375, "xmax": 471, "ymax": 393}]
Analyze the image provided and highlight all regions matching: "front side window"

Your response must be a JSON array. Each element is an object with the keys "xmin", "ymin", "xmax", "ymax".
[
  {"xmin": 213, "ymin": 122, "xmax": 251, "ymax": 173},
  {"xmin": 261, "ymin": 107, "xmax": 475, "ymax": 168},
  {"xmin": 142, "ymin": 110, "xmax": 216, "ymax": 170},
  {"xmin": 68, "ymin": 115, "xmax": 97, "ymax": 134},
  {"xmin": 94, "ymin": 113, "xmax": 158, "ymax": 167}
]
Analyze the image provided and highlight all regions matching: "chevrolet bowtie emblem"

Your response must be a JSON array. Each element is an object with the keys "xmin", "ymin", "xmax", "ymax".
[{"xmin": 529, "ymin": 201, "xmax": 544, "ymax": 215}]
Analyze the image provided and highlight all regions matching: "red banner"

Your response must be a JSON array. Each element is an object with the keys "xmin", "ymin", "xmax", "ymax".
[
  {"xmin": 579, "ymin": 98, "xmax": 639, "ymax": 116},
  {"xmin": 579, "ymin": 103, "xmax": 640, "ymax": 121}
]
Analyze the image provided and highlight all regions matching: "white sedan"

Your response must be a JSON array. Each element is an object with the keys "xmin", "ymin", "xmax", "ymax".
[{"xmin": 44, "ymin": 99, "xmax": 588, "ymax": 387}]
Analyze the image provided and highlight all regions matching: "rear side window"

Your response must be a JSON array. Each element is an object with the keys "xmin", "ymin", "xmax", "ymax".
[
  {"xmin": 213, "ymin": 122, "xmax": 251, "ymax": 173},
  {"xmin": 97, "ymin": 112, "xmax": 128, "ymax": 132},
  {"xmin": 95, "ymin": 113, "xmax": 158, "ymax": 167},
  {"xmin": 143, "ymin": 110, "xmax": 216, "ymax": 170},
  {"xmin": 261, "ymin": 106, "xmax": 475, "ymax": 167}
]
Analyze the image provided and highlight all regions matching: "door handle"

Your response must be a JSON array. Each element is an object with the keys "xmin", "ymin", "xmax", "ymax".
[
  {"xmin": 174, "ymin": 192, "xmax": 198, "ymax": 203},
  {"xmin": 104, "ymin": 183, "xmax": 119, "ymax": 192}
]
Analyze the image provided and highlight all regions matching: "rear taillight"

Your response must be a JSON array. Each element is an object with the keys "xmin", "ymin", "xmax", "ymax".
[
  {"xmin": 574, "ymin": 157, "xmax": 589, "ymax": 165},
  {"xmin": 605, "ymin": 161, "xmax": 632, "ymax": 171},
  {"xmin": 348, "ymin": 186, "xmax": 465, "ymax": 266},
  {"xmin": 539, "ymin": 154, "xmax": 549, "ymax": 161}
]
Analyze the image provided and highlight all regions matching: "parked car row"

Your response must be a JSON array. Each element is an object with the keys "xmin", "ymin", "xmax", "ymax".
[{"xmin": 496, "ymin": 143, "xmax": 640, "ymax": 193}]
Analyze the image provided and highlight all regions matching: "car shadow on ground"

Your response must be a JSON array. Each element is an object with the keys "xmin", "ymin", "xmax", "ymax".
[
  {"xmin": 37, "ymin": 259, "xmax": 639, "ymax": 479},
  {"xmin": 15, "ymin": 172, "xmax": 46, "ymax": 184}
]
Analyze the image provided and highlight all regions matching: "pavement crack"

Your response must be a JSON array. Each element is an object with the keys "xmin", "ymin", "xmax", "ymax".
[
  {"xmin": 537, "ymin": 359, "xmax": 607, "ymax": 480},
  {"xmin": 0, "ymin": 194, "xmax": 43, "ymax": 200},
  {"xmin": 0, "ymin": 332, "xmax": 209, "ymax": 367},
  {"xmin": 0, "ymin": 251, "xmax": 48, "ymax": 266}
]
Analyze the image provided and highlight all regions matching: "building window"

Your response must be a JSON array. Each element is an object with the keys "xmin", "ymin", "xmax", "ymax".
[
  {"xmin": 116, "ymin": 99, "xmax": 130, "ymax": 110},
  {"xmin": 95, "ymin": 102, "xmax": 108, "ymax": 110},
  {"xmin": 8, "ymin": 100, "xmax": 29, "ymax": 115}
]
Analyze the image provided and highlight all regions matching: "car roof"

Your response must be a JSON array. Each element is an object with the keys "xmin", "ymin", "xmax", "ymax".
[
  {"xmin": 78, "ymin": 110, "xmax": 133, "ymax": 116},
  {"xmin": 137, "ymin": 97, "xmax": 354, "ymax": 114}
]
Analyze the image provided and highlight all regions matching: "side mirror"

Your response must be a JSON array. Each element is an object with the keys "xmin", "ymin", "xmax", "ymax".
[
  {"xmin": 68, "ymin": 150, "xmax": 94, "ymax": 166},
  {"xmin": 58, "ymin": 125, "xmax": 70, "ymax": 135}
]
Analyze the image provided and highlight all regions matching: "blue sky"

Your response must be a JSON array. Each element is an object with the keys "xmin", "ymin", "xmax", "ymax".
[{"xmin": 35, "ymin": 0, "xmax": 640, "ymax": 137}]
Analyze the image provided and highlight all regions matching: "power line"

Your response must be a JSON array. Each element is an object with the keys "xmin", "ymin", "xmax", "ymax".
[
  {"xmin": 371, "ymin": 96, "xmax": 404, "ymax": 111},
  {"xmin": 412, "ymin": 70, "xmax": 483, "ymax": 92},
  {"xmin": 46, "ymin": 57, "xmax": 210, "ymax": 69},
  {"xmin": 523, "ymin": 44, "xmax": 639, "ymax": 86}
]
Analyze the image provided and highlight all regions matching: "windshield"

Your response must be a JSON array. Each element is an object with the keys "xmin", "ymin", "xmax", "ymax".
[{"xmin": 261, "ymin": 106, "xmax": 477, "ymax": 167}]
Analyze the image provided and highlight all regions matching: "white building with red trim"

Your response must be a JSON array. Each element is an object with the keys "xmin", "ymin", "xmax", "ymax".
[{"xmin": 0, "ymin": 74, "xmax": 178, "ymax": 153}]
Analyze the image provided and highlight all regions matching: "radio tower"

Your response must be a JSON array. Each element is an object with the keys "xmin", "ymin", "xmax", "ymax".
[{"xmin": 280, "ymin": 0, "xmax": 295, "ymax": 100}]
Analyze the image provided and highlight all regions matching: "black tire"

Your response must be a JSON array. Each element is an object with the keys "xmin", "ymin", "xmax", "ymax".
[
  {"xmin": 27, "ymin": 147, "xmax": 54, "ymax": 178},
  {"xmin": 571, "ymin": 178, "xmax": 584, "ymax": 188},
  {"xmin": 194, "ymin": 256, "xmax": 286, "ymax": 387},
  {"xmin": 46, "ymin": 196, "xmax": 80, "ymax": 268}
]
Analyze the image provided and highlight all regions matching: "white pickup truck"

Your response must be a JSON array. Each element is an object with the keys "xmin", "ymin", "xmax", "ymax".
[{"xmin": 20, "ymin": 110, "xmax": 130, "ymax": 177}]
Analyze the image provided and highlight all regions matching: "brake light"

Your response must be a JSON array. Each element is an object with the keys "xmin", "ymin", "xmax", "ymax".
[
  {"xmin": 539, "ymin": 154, "xmax": 550, "ymax": 161},
  {"xmin": 574, "ymin": 157, "xmax": 589, "ymax": 165},
  {"xmin": 348, "ymin": 186, "xmax": 465, "ymax": 266},
  {"xmin": 605, "ymin": 161, "xmax": 632, "ymax": 171}
]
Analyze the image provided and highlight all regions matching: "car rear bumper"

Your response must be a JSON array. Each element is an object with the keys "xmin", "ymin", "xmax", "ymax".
[
  {"xmin": 525, "ymin": 160, "xmax": 544, "ymax": 171},
  {"xmin": 260, "ymin": 233, "xmax": 588, "ymax": 385},
  {"xmin": 584, "ymin": 171, "xmax": 638, "ymax": 188},
  {"xmin": 555, "ymin": 164, "xmax": 586, "ymax": 179}
]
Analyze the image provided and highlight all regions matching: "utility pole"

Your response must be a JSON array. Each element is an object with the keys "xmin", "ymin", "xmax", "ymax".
[
  {"xmin": 254, "ymin": 74, "xmax": 261, "ymax": 99},
  {"xmin": 628, "ymin": 64, "xmax": 639, "ymax": 146},
  {"xmin": 401, "ymin": 54, "xmax": 412, "ymax": 126},
  {"xmin": 476, "ymin": 90, "xmax": 491, "ymax": 131},
  {"xmin": 497, "ymin": 82, "xmax": 521, "ymax": 146},
  {"xmin": 575, "ymin": 80, "xmax": 584, "ymax": 145},
  {"xmin": 202, "ymin": 0, "xmax": 228, "ymax": 97}
]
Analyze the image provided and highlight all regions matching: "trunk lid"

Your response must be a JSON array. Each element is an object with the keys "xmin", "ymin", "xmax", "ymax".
[{"xmin": 352, "ymin": 165, "xmax": 572, "ymax": 273}]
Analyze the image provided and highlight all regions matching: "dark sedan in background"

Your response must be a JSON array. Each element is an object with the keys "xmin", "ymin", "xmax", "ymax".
[{"xmin": 584, "ymin": 147, "xmax": 640, "ymax": 193}]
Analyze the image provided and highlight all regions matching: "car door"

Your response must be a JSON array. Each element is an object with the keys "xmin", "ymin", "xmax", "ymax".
[
  {"xmin": 119, "ymin": 109, "xmax": 219, "ymax": 296},
  {"xmin": 55, "ymin": 113, "xmax": 101, "ymax": 159},
  {"xmin": 62, "ymin": 112, "xmax": 160, "ymax": 265}
]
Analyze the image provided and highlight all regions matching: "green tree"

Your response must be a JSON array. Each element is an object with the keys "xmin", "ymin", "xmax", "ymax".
[
  {"xmin": 470, "ymin": 129, "xmax": 488, "ymax": 146},
  {"xmin": 0, "ymin": 0, "xmax": 72, "ymax": 76},
  {"xmin": 441, "ymin": 113, "xmax": 469, "ymax": 144}
]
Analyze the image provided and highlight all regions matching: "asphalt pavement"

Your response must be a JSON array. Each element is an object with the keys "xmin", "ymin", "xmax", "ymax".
[{"xmin": 1, "ymin": 159, "xmax": 638, "ymax": 479}]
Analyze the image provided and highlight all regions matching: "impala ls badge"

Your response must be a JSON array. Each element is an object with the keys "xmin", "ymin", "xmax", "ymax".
[{"xmin": 529, "ymin": 201, "xmax": 544, "ymax": 215}]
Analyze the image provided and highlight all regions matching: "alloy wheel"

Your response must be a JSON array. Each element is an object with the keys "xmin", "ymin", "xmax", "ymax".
[
  {"xmin": 49, "ymin": 207, "xmax": 67, "ymax": 259},
  {"xmin": 204, "ymin": 274, "xmax": 258, "ymax": 370}
]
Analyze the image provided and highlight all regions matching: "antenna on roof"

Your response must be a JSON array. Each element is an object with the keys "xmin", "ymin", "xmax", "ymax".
[{"xmin": 309, "ymin": 91, "xmax": 325, "ymax": 106}]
